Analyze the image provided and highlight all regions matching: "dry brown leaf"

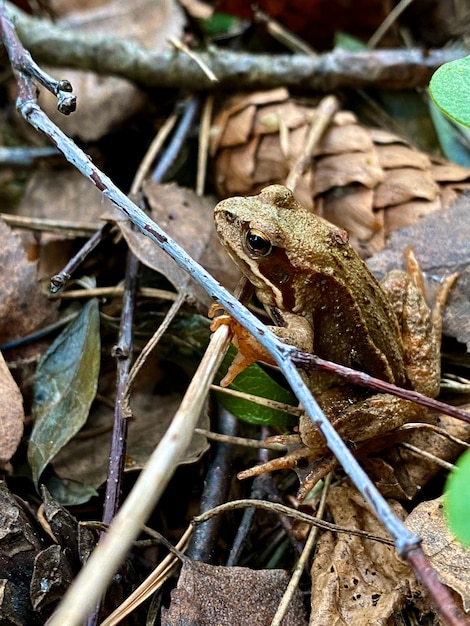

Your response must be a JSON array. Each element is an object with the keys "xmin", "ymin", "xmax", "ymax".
[
  {"xmin": 406, "ymin": 497, "xmax": 470, "ymax": 612},
  {"xmin": 309, "ymin": 482, "xmax": 427, "ymax": 626},
  {"xmin": 161, "ymin": 561, "xmax": 307, "ymax": 626},
  {"xmin": 367, "ymin": 192, "xmax": 470, "ymax": 350},
  {"xmin": 0, "ymin": 219, "xmax": 57, "ymax": 349},
  {"xmin": 16, "ymin": 168, "xmax": 105, "ymax": 279},
  {"xmin": 104, "ymin": 181, "xmax": 240, "ymax": 308},
  {"xmin": 361, "ymin": 407, "xmax": 470, "ymax": 500},
  {"xmin": 38, "ymin": 0, "xmax": 186, "ymax": 141},
  {"xmin": 52, "ymin": 391, "xmax": 209, "ymax": 489},
  {"xmin": 0, "ymin": 352, "xmax": 24, "ymax": 466}
]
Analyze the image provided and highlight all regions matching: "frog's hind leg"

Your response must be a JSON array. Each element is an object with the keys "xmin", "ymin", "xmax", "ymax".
[{"xmin": 381, "ymin": 247, "xmax": 458, "ymax": 398}]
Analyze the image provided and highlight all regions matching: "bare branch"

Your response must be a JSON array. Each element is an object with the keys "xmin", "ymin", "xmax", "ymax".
[{"xmin": 4, "ymin": 1, "xmax": 468, "ymax": 92}]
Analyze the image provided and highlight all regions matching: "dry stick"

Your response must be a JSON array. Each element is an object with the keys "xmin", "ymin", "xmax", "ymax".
[
  {"xmin": 226, "ymin": 431, "xmax": 274, "ymax": 567},
  {"xmin": 50, "ymin": 222, "xmax": 114, "ymax": 293},
  {"xmin": 0, "ymin": 213, "xmax": 101, "ymax": 235},
  {"xmin": 196, "ymin": 93, "xmax": 214, "ymax": 197},
  {"xmin": 151, "ymin": 95, "xmax": 200, "ymax": 183},
  {"xmin": 100, "ymin": 526, "xmax": 193, "ymax": 626},
  {"xmin": 4, "ymin": 1, "xmax": 468, "ymax": 91},
  {"xmin": 187, "ymin": 409, "xmax": 238, "ymax": 562},
  {"xmin": 368, "ymin": 0, "xmax": 416, "ymax": 49},
  {"xmin": 285, "ymin": 94, "xmax": 339, "ymax": 191},
  {"xmin": 297, "ymin": 353, "xmax": 470, "ymax": 425},
  {"xmin": 193, "ymin": 499, "xmax": 395, "ymax": 546},
  {"xmin": 1, "ymin": 8, "xmax": 469, "ymax": 626},
  {"xmin": 271, "ymin": 474, "xmax": 333, "ymax": 626},
  {"xmin": 85, "ymin": 250, "xmax": 139, "ymax": 626},
  {"xmin": 90, "ymin": 93, "xmax": 203, "ymax": 624},
  {"xmin": 102, "ymin": 251, "xmax": 139, "ymax": 523}
]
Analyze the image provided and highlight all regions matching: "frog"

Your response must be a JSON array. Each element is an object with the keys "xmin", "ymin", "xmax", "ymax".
[{"xmin": 212, "ymin": 184, "xmax": 458, "ymax": 501}]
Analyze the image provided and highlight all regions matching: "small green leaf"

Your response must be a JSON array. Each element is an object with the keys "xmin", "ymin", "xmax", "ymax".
[
  {"xmin": 215, "ymin": 348, "xmax": 298, "ymax": 428},
  {"xmin": 45, "ymin": 474, "xmax": 98, "ymax": 506},
  {"xmin": 334, "ymin": 32, "xmax": 368, "ymax": 52},
  {"xmin": 444, "ymin": 448, "xmax": 470, "ymax": 546},
  {"xmin": 28, "ymin": 300, "xmax": 100, "ymax": 486},
  {"xmin": 430, "ymin": 56, "xmax": 470, "ymax": 128},
  {"xmin": 428, "ymin": 97, "xmax": 470, "ymax": 167}
]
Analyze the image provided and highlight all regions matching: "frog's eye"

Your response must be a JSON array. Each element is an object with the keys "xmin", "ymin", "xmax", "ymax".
[{"xmin": 245, "ymin": 229, "xmax": 272, "ymax": 257}]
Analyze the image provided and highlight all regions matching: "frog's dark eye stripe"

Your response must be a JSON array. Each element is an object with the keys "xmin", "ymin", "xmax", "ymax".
[{"xmin": 245, "ymin": 228, "xmax": 272, "ymax": 256}]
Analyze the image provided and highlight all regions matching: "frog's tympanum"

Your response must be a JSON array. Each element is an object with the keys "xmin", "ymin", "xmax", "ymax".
[{"xmin": 213, "ymin": 184, "xmax": 457, "ymax": 501}]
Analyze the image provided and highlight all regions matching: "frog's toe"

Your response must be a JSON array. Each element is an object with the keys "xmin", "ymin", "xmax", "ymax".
[
  {"xmin": 295, "ymin": 454, "xmax": 338, "ymax": 501},
  {"xmin": 237, "ymin": 444, "xmax": 313, "ymax": 481}
]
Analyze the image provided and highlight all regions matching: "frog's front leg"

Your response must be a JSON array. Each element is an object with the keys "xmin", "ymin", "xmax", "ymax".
[
  {"xmin": 210, "ymin": 305, "xmax": 313, "ymax": 387},
  {"xmin": 380, "ymin": 247, "xmax": 458, "ymax": 398}
]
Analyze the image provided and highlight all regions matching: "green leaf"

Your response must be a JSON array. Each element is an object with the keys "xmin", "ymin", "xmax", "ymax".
[
  {"xmin": 334, "ymin": 32, "xmax": 368, "ymax": 52},
  {"xmin": 45, "ymin": 474, "xmax": 98, "ymax": 506},
  {"xmin": 428, "ymin": 97, "xmax": 470, "ymax": 167},
  {"xmin": 28, "ymin": 300, "xmax": 100, "ymax": 486},
  {"xmin": 430, "ymin": 56, "xmax": 470, "ymax": 128},
  {"xmin": 444, "ymin": 447, "xmax": 470, "ymax": 546},
  {"xmin": 215, "ymin": 348, "xmax": 298, "ymax": 428}
]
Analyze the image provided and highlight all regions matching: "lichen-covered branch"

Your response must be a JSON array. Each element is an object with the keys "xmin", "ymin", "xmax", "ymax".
[{"xmin": 4, "ymin": 1, "xmax": 468, "ymax": 92}]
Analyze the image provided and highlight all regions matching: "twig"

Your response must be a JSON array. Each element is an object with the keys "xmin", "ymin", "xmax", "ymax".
[
  {"xmin": 297, "ymin": 352, "xmax": 470, "ymax": 424},
  {"xmin": 1, "ymin": 6, "xmax": 468, "ymax": 625},
  {"xmin": 270, "ymin": 474, "xmax": 332, "ymax": 626},
  {"xmin": 226, "ymin": 431, "xmax": 272, "ymax": 567},
  {"xmin": 99, "ymin": 525, "xmax": 193, "ymax": 626},
  {"xmin": 187, "ymin": 409, "xmax": 237, "ymax": 562},
  {"xmin": 0, "ymin": 311, "xmax": 78, "ymax": 351},
  {"xmin": 151, "ymin": 95, "xmax": 200, "ymax": 182},
  {"xmin": 168, "ymin": 35, "xmax": 218, "ymax": 82},
  {"xmin": 50, "ymin": 222, "xmax": 114, "ymax": 293},
  {"xmin": 285, "ymin": 94, "xmax": 339, "ymax": 191},
  {"xmin": 0, "ymin": 145, "xmax": 59, "ymax": 165},
  {"xmin": 193, "ymin": 498, "xmax": 394, "ymax": 546},
  {"xmin": 368, "ymin": 0, "xmax": 416, "ymax": 49},
  {"xmin": 4, "ymin": 1, "xmax": 468, "ymax": 92},
  {"xmin": 196, "ymin": 93, "xmax": 213, "ymax": 196},
  {"xmin": 0, "ymin": 212, "xmax": 101, "ymax": 235},
  {"xmin": 103, "ymin": 252, "xmax": 139, "ymax": 521}
]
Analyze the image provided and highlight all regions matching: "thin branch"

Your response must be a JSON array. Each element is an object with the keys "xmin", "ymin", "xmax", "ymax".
[
  {"xmin": 50, "ymin": 223, "xmax": 114, "ymax": 293},
  {"xmin": 193, "ymin": 498, "xmax": 394, "ymax": 546},
  {"xmin": 297, "ymin": 352, "xmax": 470, "ymax": 424},
  {"xmin": 4, "ymin": 1, "xmax": 468, "ymax": 92}
]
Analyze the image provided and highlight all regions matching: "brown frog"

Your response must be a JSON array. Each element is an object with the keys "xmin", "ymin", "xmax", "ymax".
[{"xmin": 213, "ymin": 184, "xmax": 457, "ymax": 500}]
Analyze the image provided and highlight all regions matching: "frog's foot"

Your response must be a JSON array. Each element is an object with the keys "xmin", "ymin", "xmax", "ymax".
[
  {"xmin": 237, "ymin": 436, "xmax": 314, "ymax": 480},
  {"xmin": 237, "ymin": 434, "xmax": 338, "ymax": 501},
  {"xmin": 237, "ymin": 444, "xmax": 339, "ymax": 502},
  {"xmin": 209, "ymin": 306, "xmax": 277, "ymax": 387},
  {"xmin": 296, "ymin": 454, "xmax": 338, "ymax": 501}
]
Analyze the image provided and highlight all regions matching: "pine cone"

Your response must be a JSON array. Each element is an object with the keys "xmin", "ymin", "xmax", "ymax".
[{"xmin": 210, "ymin": 88, "xmax": 470, "ymax": 257}]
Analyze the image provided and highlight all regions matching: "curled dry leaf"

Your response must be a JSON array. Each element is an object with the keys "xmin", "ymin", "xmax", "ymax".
[
  {"xmin": 406, "ymin": 497, "xmax": 470, "ymax": 612},
  {"xmin": 0, "ymin": 352, "xmax": 24, "ymax": 466},
  {"xmin": 309, "ymin": 482, "xmax": 428, "ymax": 626},
  {"xmin": 38, "ymin": 0, "xmax": 186, "ymax": 141},
  {"xmin": 0, "ymin": 218, "xmax": 57, "ymax": 352},
  {"xmin": 161, "ymin": 561, "xmax": 308, "ymax": 626},
  {"xmin": 0, "ymin": 481, "xmax": 46, "ymax": 625},
  {"xmin": 103, "ymin": 181, "xmax": 240, "ymax": 308},
  {"xmin": 359, "ymin": 404, "xmax": 470, "ymax": 500},
  {"xmin": 211, "ymin": 89, "xmax": 470, "ymax": 257},
  {"xmin": 367, "ymin": 192, "xmax": 470, "ymax": 350},
  {"xmin": 16, "ymin": 168, "xmax": 106, "ymax": 280}
]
